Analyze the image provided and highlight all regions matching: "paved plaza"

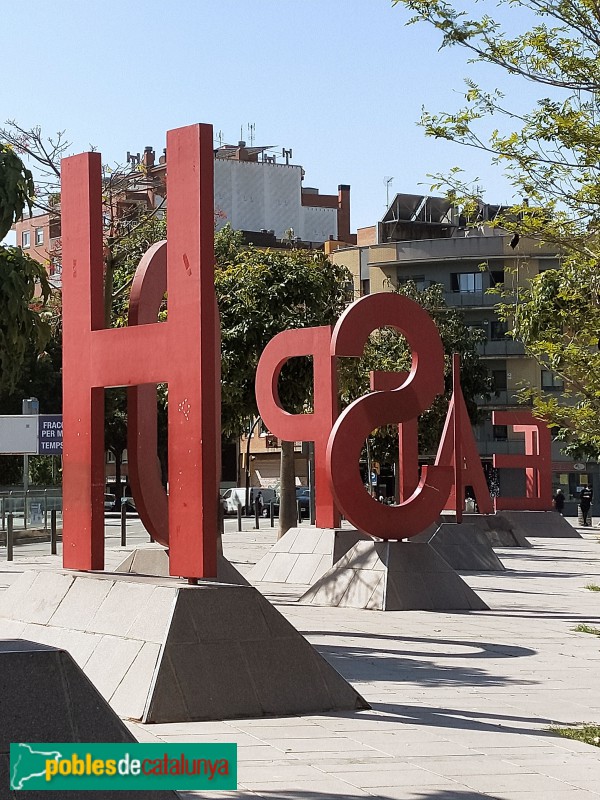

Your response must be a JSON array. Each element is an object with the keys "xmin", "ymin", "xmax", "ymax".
[{"xmin": 1, "ymin": 515, "xmax": 600, "ymax": 799}]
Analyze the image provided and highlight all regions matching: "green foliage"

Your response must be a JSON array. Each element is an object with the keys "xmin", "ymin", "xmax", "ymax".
[
  {"xmin": 573, "ymin": 623, "xmax": 600, "ymax": 636},
  {"xmin": 585, "ymin": 583, "xmax": 600, "ymax": 591},
  {"xmin": 495, "ymin": 257, "xmax": 600, "ymax": 457},
  {"xmin": 550, "ymin": 724, "xmax": 600, "ymax": 747},
  {"xmin": 215, "ymin": 240, "xmax": 352, "ymax": 437},
  {"xmin": 110, "ymin": 214, "xmax": 167, "ymax": 326},
  {"xmin": 340, "ymin": 281, "xmax": 490, "ymax": 461},
  {"xmin": 393, "ymin": 0, "xmax": 600, "ymax": 454},
  {"xmin": 0, "ymin": 144, "xmax": 34, "ymax": 239},
  {"xmin": 0, "ymin": 246, "xmax": 50, "ymax": 394}
]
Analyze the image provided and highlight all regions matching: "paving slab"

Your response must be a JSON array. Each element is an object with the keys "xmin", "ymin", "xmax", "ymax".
[{"xmin": 1, "ymin": 515, "xmax": 600, "ymax": 798}]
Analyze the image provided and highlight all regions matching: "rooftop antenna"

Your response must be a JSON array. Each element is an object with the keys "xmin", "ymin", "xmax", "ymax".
[
  {"xmin": 217, "ymin": 130, "xmax": 224, "ymax": 147},
  {"xmin": 247, "ymin": 123, "xmax": 255, "ymax": 146},
  {"xmin": 384, "ymin": 176, "xmax": 394, "ymax": 208}
]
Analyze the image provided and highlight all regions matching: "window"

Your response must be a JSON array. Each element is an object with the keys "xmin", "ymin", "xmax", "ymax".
[
  {"xmin": 451, "ymin": 272, "xmax": 482, "ymax": 292},
  {"xmin": 35, "ymin": 227, "xmax": 44, "ymax": 246},
  {"xmin": 21, "ymin": 230, "xmax": 30, "ymax": 249},
  {"xmin": 493, "ymin": 425, "xmax": 508, "ymax": 440},
  {"xmin": 490, "ymin": 320, "xmax": 508, "ymax": 340},
  {"xmin": 490, "ymin": 269, "xmax": 504, "ymax": 286},
  {"xmin": 491, "ymin": 370, "xmax": 507, "ymax": 392},
  {"xmin": 541, "ymin": 370, "xmax": 564, "ymax": 391}
]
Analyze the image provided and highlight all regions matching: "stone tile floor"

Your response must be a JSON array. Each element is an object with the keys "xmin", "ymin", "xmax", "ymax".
[{"xmin": 1, "ymin": 516, "xmax": 600, "ymax": 798}]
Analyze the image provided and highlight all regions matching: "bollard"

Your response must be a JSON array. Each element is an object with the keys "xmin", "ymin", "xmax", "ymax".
[
  {"xmin": 44, "ymin": 489, "xmax": 48, "ymax": 531},
  {"xmin": 254, "ymin": 502, "xmax": 260, "ymax": 530},
  {"xmin": 270, "ymin": 501, "xmax": 274, "ymax": 528},
  {"xmin": 50, "ymin": 509, "xmax": 57, "ymax": 555},
  {"xmin": 296, "ymin": 500, "xmax": 301, "ymax": 523},
  {"xmin": 237, "ymin": 504, "xmax": 242, "ymax": 532},
  {"xmin": 1, "ymin": 497, "xmax": 4, "ymax": 532},
  {"xmin": 7, "ymin": 514, "xmax": 13, "ymax": 561},
  {"xmin": 121, "ymin": 503, "xmax": 127, "ymax": 547}
]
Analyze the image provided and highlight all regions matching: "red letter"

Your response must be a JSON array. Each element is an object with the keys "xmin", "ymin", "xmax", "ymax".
[
  {"xmin": 492, "ymin": 411, "xmax": 552, "ymax": 510},
  {"xmin": 435, "ymin": 354, "xmax": 494, "ymax": 517},
  {"xmin": 255, "ymin": 326, "xmax": 340, "ymax": 528},
  {"xmin": 327, "ymin": 294, "xmax": 453, "ymax": 539},
  {"xmin": 62, "ymin": 124, "xmax": 219, "ymax": 578}
]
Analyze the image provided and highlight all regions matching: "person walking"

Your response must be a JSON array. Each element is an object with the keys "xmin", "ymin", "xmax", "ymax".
[
  {"xmin": 579, "ymin": 486, "xmax": 592, "ymax": 526},
  {"xmin": 553, "ymin": 488, "xmax": 565, "ymax": 515}
]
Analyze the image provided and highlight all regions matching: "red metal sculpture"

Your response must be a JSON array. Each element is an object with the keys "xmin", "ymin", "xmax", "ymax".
[
  {"xmin": 255, "ymin": 326, "xmax": 340, "ymax": 529},
  {"xmin": 435, "ymin": 354, "xmax": 494, "ymax": 518},
  {"xmin": 256, "ymin": 293, "xmax": 455, "ymax": 538},
  {"xmin": 62, "ymin": 122, "xmax": 554, "ymax": 569},
  {"xmin": 62, "ymin": 124, "xmax": 219, "ymax": 579},
  {"xmin": 492, "ymin": 411, "xmax": 552, "ymax": 510}
]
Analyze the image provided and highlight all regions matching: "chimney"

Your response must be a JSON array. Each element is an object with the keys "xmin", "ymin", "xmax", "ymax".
[
  {"xmin": 337, "ymin": 185, "xmax": 351, "ymax": 243},
  {"xmin": 142, "ymin": 146, "xmax": 155, "ymax": 168}
]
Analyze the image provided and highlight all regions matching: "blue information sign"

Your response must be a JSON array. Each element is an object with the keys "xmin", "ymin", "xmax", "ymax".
[{"xmin": 38, "ymin": 414, "xmax": 63, "ymax": 454}]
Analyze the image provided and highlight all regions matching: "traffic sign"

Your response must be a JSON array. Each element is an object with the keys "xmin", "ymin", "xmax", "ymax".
[{"xmin": 38, "ymin": 415, "xmax": 63, "ymax": 454}]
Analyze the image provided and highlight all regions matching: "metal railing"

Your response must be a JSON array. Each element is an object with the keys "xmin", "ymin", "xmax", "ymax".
[{"xmin": 0, "ymin": 489, "xmax": 62, "ymax": 532}]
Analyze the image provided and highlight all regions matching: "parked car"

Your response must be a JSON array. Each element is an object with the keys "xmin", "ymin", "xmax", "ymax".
[
  {"xmin": 221, "ymin": 487, "xmax": 275, "ymax": 515},
  {"xmin": 104, "ymin": 493, "xmax": 116, "ymax": 511},
  {"xmin": 269, "ymin": 487, "xmax": 312, "ymax": 518}
]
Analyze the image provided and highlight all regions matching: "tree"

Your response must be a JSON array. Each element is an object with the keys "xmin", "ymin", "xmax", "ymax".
[
  {"xmin": 0, "ymin": 121, "xmax": 165, "ymax": 327},
  {"xmin": 215, "ymin": 240, "xmax": 352, "ymax": 536},
  {"xmin": 392, "ymin": 0, "xmax": 600, "ymax": 455},
  {"xmin": 0, "ymin": 143, "xmax": 51, "ymax": 395}
]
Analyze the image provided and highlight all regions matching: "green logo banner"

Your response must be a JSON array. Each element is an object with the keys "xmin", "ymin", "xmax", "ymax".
[{"xmin": 10, "ymin": 743, "xmax": 237, "ymax": 791}]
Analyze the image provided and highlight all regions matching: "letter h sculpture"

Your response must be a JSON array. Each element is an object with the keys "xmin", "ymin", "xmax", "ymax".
[{"xmin": 61, "ymin": 124, "xmax": 219, "ymax": 580}]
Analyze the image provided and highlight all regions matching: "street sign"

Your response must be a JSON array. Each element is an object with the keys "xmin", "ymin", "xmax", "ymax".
[
  {"xmin": 38, "ymin": 415, "xmax": 63, "ymax": 454},
  {"xmin": 370, "ymin": 470, "xmax": 377, "ymax": 486},
  {"xmin": 0, "ymin": 416, "xmax": 38, "ymax": 454}
]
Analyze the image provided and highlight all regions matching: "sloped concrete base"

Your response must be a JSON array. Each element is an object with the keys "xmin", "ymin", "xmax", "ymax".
[
  {"xmin": 116, "ymin": 546, "xmax": 250, "ymax": 585},
  {"xmin": 299, "ymin": 541, "xmax": 488, "ymax": 611},
  {"xmin": 249, "ymin": 527, "xmax": 371, "ymax": 584},
  {"xmin": 460, "ymin": 514, "xmax": 533, "ymax": 548},
  {"xmin": 498, "ymin": 510, "xmax": 581, "ymax": 539},
  {"xmin": 413, "ymin": 523, "xmax": 505, "ymax": 571},
  {"xmin": 0, "ymin": 640, "xmax": 176, "ymax": 799},
  {"xmin": 0, "ymin": 571, "xmax": 368, "ymax": 723}
]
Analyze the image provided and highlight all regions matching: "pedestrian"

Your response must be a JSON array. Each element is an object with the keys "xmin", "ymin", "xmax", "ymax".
[
  {"xmin": 553, "ymin": 487, "xmax": 565, "ymax": 515},
  {"xmin": 579, "ymin": 486, "xmax": 592, "ymax": 526},
  {"xmin": 255, "ymin": 491, "xmax": 263, "ymax": 518}
]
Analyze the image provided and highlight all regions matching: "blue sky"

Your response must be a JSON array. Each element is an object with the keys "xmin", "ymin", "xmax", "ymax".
[{"xmin": 1, "ymin": 0, "xmax": 543, "ymax": 233}]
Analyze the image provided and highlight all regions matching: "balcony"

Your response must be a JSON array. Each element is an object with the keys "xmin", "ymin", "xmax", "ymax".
[
  {"xmin": 476, "ymin": 439, "xmax": 527, "ymax": 456},
  {"xmin": 445, "ymin": 290, "xmax": 499, "ymax": 308},
  {"xmin": 476, "ymin": 339, "xmax": 526, "ymax": 358}
]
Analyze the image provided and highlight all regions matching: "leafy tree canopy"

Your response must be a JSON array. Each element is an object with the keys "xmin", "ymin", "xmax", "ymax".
[
  {"xmin": 393, "ymin": 0, "xmax": 600, "ymax": 455},
  {"xmin": 0, "ymin": 142, "xmax": 51, "ymax": 394},
  {"xmin": 215, "ymin": 238, "xmax": 352, "ymax": 437}
]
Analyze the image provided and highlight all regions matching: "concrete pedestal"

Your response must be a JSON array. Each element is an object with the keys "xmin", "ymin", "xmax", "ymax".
[
  {"xmin": 249, "ymin": 527, "xmax": 370, "ymax": 585},
  {"xmin": 498, "ymin": 511, "xmax": 581, "ymax": 539},
  {"xmin": 0, "ymin": 640, "xmax": 176, "ymax": 798},
  {"xmin": 0, "ymin": 571, "xmax": 367, "ymax": 723},
  {"xmin": 299, "ymin": 541, "xmax": 488, "ymax": 611},
  {"xmin": 116, "ymin": 546, "xmax": 250, "ymax": 585},
  {"xmin": 443, "ymin": 513, "xmax": 532, "ymax": 547},
  {"xmin": 412, "ymin": 523, "xmax": 505, "ymax": 571}
]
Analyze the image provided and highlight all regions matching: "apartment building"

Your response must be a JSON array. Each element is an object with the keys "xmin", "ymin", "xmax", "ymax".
[
  {"xmin": 14, "ymin": 139, "xmax": 354, "ymax": 492},
  {"xmin": 329, "ymin": 193, "xmax": 595, "ymax": 513}
]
